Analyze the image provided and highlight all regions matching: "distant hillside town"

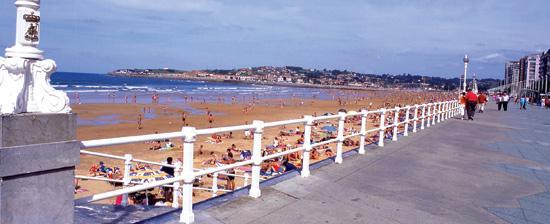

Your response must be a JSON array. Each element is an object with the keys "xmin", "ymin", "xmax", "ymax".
[{"xmin": 110, "ymin": 66, "xmax": 501, "ymax": 91}]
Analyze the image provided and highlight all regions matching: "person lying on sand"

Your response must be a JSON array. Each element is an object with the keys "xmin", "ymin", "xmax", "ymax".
[
  {"xmin": 149, "ymin": 140, "xmax": 162, "ymax": 150},
  {"xmin": 202, "ymin": 152, "xmax": 219, "ymax": 165},
  {"xmin": 324, "ymin": 146, "xmax": 335, "ymax": 157}
]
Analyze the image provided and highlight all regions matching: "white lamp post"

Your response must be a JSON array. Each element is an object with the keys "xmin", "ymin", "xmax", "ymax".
[
  {"xmin": 462, "ymin": 54, "xmax": 469, "ymax": 93},
  {"xmin": 0, "ymin": 0, "xmax": 70, "ymax": 114}
]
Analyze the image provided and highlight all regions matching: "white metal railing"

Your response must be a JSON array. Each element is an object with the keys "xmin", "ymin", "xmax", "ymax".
[
  {"xmin": 75, "ymin": 100, "xmax": 460, "ymax": 223},
  {"xmin": 76, "ymin": 150, "xmax": 251, "ymax": 207}
]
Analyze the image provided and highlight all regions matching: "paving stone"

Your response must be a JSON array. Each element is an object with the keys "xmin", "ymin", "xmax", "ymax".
[{"xmin": 488, "ymin": 208, "xmax": 528, "ymax": 224}]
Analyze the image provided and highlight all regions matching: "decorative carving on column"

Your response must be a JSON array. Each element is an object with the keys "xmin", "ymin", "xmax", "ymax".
[
  {"xmin": 23, "ymin": 12, "xmax": 40, "ymax": 42},
  {"xmin": 1, "ymin": 0, "xmax": 71, "ymax": 114},
  {"xmin": 0, "ymin": 57, "xmax": 27, "ymax": 114},
  {"xmin": 29, "ymin": 60, "xmax": 70, "ymax": 113}
]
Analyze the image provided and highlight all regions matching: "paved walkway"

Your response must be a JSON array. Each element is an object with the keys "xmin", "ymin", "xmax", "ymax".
[{"xmin": 153, "ymin": 102, "xmax": 550, "ymax": 224}]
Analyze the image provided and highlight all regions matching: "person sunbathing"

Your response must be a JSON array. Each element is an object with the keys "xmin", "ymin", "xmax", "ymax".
[
  {"xmin": 212, "ymin": 134, "xmax": 223, "ymax": 143},
  {"xmin": 279, "ymin": 130, "xmax": 293, "ymax": 136},
  {"xmin": 324, "ymin": 148, "xmax": 335, "ymax": 157},
  {"xmin": 268, "ymin": 159, "xmax": 284, "ymax": 175},
  {"xmin": 343, "ymin": 138, "xmax": 354, "ymax": 146},
  {"xmin": 89, "ymin": 164, "xmax": 100, "ymax": 177},
  {"xmin": 295, "ymin": 126, "xmax": 302, "ymax": 135},
  {"xmin": 202, "ymin": 152, "xmax": 219, "ymax": 165},
  {"xmin": 296, "ymin": 135, "xmax": 304, "ymax": 145},
  {"xmin": 288, "ymin": 151, "xmax": 301, "ymax": 161},
  {"xmin": 95, "ymin": 161, "xmax": 112, "ymax": 177},
  {"xmin": 149, "ymin": 140, "xmax": 162, "ymax": 150}
]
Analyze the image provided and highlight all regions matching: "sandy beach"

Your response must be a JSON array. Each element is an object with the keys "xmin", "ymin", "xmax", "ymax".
[{"xmin": 74, "ymin": 90, "xmax": 453, "ymax": 204}]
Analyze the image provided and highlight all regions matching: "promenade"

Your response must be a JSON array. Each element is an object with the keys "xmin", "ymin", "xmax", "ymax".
[{"xmin": 150, "ymin": 103, "xmax": 549, "ymax": 224}]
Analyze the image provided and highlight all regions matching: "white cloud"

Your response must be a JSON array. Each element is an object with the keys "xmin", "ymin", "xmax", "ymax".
[
  {"xmin": 98, "ymin": 0, "xmax": 221, "ymax": 12},
  {"xmin": 475, "ymin": 53, "xmax": 508, "ymax": 63}
]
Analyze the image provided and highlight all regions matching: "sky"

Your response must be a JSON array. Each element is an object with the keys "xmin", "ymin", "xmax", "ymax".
[{"xmin": 0, "ymin": 0, "xmax": 549, "ymax": 79}]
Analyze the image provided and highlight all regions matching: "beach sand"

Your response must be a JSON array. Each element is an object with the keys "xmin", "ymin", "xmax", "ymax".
[{"xmin": 74, "ymin": 90, "xmax": 451, "ymax": 204}]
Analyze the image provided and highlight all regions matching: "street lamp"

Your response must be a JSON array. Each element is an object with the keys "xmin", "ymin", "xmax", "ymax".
[{"xmin": 463, "ymin": 54, "xmax": 469, "ymax": 93}]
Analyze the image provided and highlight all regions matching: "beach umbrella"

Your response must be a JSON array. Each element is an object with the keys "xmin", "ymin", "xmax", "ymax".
[
  {"xmin": 322, "ymin": 112, "xmax": 334, "ymax": 116},
  {"xmin": 338, "ymin": 108, "xmax": 347, "ymax": 113},
  {"xmin": 321, "ymin": 125, "xmax": 337, "ymax": 132},
  {"xmin": 129, "ymin": 169, "xmax": 173, "ymax": 184}
]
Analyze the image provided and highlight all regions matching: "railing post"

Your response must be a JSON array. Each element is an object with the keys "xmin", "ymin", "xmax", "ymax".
[
  {"xmin": 450, "ymin": 101, "xmax": 453, "ymax": 116},
  {"xmin": 412, "ymin": 105, "xmax": 419, "ymax": 133},
  {"xmin": 211, "ymin": 172, "xmax": 218, "ymax": 198},
  {"xmin": 121, "ymin": 154, "xmax": 133, "ymax": 206},
  {"xmin": 392, "ymin": 107, "xmax": 399, "ymax": 141},
  {"xmin": 249, "ymin": 120, "xmax": 264, "ymax": 198},
  {"xmin": 453, "ymin": 101, "xmax": 460, "ymax": 117},
  {"xmin": 448, "ymin": 101, "xmax": 452, "ymax": 119},
  {"xmin": 180, "ymin": 127, "xmax": 196, "ymax": 224},
  {"xmin": 442, "ymin": 102, "xmax": 448, "ymax": 120},
  {"xmin": 432, "ymin": 103, "xmax": 437, "ymax": 125},
  {"xmin": 453, "ymin": 101, "xmax": 458, "ymax": 117},
  {"xmin": 434, "ymin": 102, "xmax": 441, "ymax": 124},
  {"xmin": 244, "ymin": 172, "xmax": 249, "ymax": 187},
  {"xmin": 172, "ymin": 162, "xmax": 181, "ymax": 208},
  {"xmin": 420, "ymin": 104, "xmax": 426, "ymax": 130},
  {"xmin": 437, "ymin": 102, "xmax": 442, "ymax": 123},
  {"xmin": 455, "ymin": 101, "xmax": 459, "ymax": 117},
  {"xmin": 335, "ymin": 112, "xmax": 346, "ymax": 164},
  {"xmin": 447, "ymin": 101, "xmax": 451, "ymax": 120},
  {"xmin": 358, "ymin": 110, "xmax": 368, "ymax": 154},
  {"xmin": 301, "ymin": 115, "xmax": 314, "ymax": 177},
  {"xmin": 426, "ymin": 103, "xmax": 432, "ymax": 127},
  {"xmin": 378, "ymin": 109, "xmax": 386, "ymax": 147},
  {"xmin": 403, "ymin": 106, "xmax": 410, "ymax": 136},
  {"xmin": 456, "ymin": 101, "xmax": 459, "ymax": 117}
]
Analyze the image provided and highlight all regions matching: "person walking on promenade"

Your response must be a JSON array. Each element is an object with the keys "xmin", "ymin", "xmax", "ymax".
[
  {"xmin": 477, "ymin": 92, "xmax": 488, "ymax": 113},
  {"xmin": 502, "ymin": 92, "xmax": 510, "ymax": 111},
  {"xmin": 465, "ymin": 89, "xmax": 478, "ymax": 120},
  {"xmin": 496, "ymin": 93, "xmax": 503, "ymax": 111},
  {"xmin": 520, "ymin": 96, "xmax": 527, "ymax": 110},
  {"xmin": 459, "ymin": 92, "xmax": 467, "ymax": 120},
  {"xmin": 545, "ymin": 96, "xmax": 550, "ymax": 109}
]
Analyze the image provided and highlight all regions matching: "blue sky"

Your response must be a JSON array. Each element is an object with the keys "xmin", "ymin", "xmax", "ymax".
[{"xmin": 1, "ymin": 0, "xmax": 549, "ymax": 78}]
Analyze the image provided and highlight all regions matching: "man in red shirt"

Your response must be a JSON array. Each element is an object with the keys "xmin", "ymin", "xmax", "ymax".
[{"xmin": 464, "ymin": 89, "xmax": 478, "ymax": 120}]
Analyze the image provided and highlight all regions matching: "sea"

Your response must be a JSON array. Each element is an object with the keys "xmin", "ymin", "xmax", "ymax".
[
  {"xmin": 51, "ymin": 72, "xmax": 369, "ymax": 105},
  {"xmin": 49, "ymin": 72, "xmax": 372, "ymax": 126}
]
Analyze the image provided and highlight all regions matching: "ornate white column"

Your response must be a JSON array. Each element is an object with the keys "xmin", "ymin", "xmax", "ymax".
[{"xmin": 1, "ymin": 0, "xmax": 70, "ymax": 114}]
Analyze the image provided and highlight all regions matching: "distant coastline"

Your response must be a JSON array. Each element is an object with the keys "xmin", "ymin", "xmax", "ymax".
[
  {"xmin": 109, "ymin": 72, "xmax": 394, "ymax": 92},
  {"xmin": 108, "ymin": 67, "xmax": 501, "ymax": 92}
]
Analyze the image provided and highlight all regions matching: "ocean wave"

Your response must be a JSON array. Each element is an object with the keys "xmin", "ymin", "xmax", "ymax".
[
  {"xmin": 123, "ymin": 85, "xmax": 149, "ymax": 90},
  {"xmin": 195, "ymin": 86, "xmax": 270, "ymax": 91},
  {"xmin": 71, "ymin": 85, "xmax": 124, "ymax": 89},
  {"xmin": 64, "ymin": 89, "xmax": 117, "ymax": 93}
]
